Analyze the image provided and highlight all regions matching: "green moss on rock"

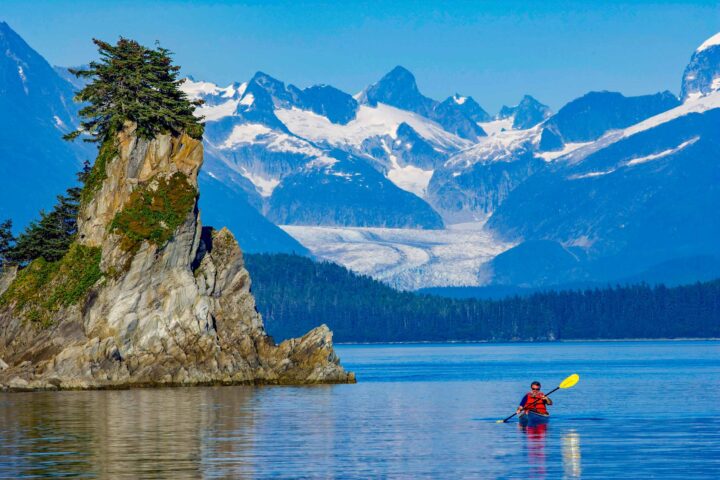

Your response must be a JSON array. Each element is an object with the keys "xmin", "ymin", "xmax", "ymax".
[
  {"xmin": 110, "ymin": 172, "xmax": 196, "ymax": 252},
  {"xmin": 0, "ymin": 244, "xmax": 103, "ymax": 327}
]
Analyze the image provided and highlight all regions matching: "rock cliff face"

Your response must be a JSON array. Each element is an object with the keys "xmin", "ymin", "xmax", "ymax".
[{"xmin": 0, "ymin": 124, "xmax": 354, "ymax": 390}]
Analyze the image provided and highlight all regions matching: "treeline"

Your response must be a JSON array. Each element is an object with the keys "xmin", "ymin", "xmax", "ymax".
[
  {"xmin": 244, "ymin": 253, "xmax": 720, "ymax": 343},
  {"xmin": 0, "ymin": 163, "xmax": 88, "ymax": 268}
]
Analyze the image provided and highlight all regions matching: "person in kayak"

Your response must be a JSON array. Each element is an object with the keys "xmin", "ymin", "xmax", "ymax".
[{"xmin": 516, "ymin": 381, "xmax": 553, "ymax": 416}]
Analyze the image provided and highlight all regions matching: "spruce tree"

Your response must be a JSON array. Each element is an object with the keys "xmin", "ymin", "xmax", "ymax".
[
  {"xmin": 8, "ymin": 166, "xmax": 86, "ymax": 264},
  {"xmin": 0, "ymin": 219, "xmax": 14, "ymax": 267},
  {"xmin": 64, "ymin": 38, "xmax": 203, "ymax": 144}
]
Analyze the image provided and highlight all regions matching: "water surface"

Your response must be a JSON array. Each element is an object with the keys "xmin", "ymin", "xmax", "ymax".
[{"xmin": 0, "ymin": 340, "xmax": 718, "ymax": 478}]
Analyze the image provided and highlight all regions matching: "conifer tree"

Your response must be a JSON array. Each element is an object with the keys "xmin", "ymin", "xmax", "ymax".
[
  {"xmin": 8, "ymin": 165, "xmax": 87, "ymax": 264},
  {"xmin": 0, "ymin": 219, "xmax": 14, "ymax": 267},
  {"xmin": 64, "ymin": 38, "xmax": 203, "ymax": 144}
]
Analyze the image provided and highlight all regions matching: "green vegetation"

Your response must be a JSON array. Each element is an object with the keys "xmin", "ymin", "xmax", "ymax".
[
  {"xmin": 64, "ymin": 37, "xmax": 203, "ymax": 144},
  {"xmin": 111, "ymin": 172, "xmax": 196, "ymax": 252},
  {"xmin": 80, "ymin": 138, "xmax": 117, "ymax": 205},
  {"xmin": 245, "ymin": 253, "xmax": 720, "ymax": 343},
  {"xmin": 0, "ymin": 244, "xmax": 102, "ymax": 327},
  {"xmin": 6, "ymin": 163, "xmax": 89, "ymax": 265}
]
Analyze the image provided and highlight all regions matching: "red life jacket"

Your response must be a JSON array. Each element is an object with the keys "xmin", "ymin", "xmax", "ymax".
[{"xmin": 523, "ymin": 392, "xmax": 549, "ymax": 414}]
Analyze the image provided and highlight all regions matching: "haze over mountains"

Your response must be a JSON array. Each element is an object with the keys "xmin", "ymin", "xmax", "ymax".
[{"xmin": 2, "ymin": 21, "xmax": 719, "ymax": 290}]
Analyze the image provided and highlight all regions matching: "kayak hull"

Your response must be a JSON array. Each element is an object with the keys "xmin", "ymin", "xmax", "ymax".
[{"xmin": 519, "ymin": 411, "xmax": 550, "ymax": 427}]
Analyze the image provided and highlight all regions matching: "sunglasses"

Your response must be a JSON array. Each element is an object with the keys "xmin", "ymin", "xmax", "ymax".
[{"xmin": 531, "ymin": 387, "xmax": 540, "ymax": 390}]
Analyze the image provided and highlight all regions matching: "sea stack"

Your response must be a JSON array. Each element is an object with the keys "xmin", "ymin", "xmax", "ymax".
[{"xmin": 0, "ymin": 123, "xmax": 354, "ymax": 390}]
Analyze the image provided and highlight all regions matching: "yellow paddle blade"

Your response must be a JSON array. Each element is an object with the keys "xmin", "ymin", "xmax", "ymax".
[{"xmin": 559, "ymin": 373, "xmax": 580, "ymax": 389}]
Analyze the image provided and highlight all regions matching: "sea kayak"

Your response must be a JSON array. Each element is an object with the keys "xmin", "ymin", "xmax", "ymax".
[{"xmin": 519, "ymin": 410, "xmax": 550, "ymax": 427}]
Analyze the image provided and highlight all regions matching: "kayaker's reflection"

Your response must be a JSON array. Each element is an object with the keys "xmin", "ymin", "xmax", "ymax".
[{"xmin": 520, "ymin": 423, "xmax": 547, "ymax": 478}]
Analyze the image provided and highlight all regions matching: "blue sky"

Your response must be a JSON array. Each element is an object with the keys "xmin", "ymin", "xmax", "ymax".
[{"xmin": 3, "ymin": 0, "xmax": 719, "ymax": 111}]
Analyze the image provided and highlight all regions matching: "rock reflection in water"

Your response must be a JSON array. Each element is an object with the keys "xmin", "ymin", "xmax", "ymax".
[{"xmin": 0, "ymin": 387, "xmax": 256, "ymax": 478}]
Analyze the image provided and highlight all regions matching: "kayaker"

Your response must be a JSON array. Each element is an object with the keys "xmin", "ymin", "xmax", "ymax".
[{"xmin": 516, "ymin": 381, "xmax": 553, "ymax": 416}]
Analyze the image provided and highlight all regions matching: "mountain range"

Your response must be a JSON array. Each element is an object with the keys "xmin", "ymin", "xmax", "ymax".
[{"xmin": 1, "ymin": 21, "xmax": 719, "ymax": 290}]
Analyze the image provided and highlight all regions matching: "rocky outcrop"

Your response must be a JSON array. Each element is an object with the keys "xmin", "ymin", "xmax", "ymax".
[
  {"xmin": 0, "ymin": 123, "xmax": 354, "ymax": 390},
  {"xmin": 0, "ymin": 265, "xmax": 16, "ymax": 297}
]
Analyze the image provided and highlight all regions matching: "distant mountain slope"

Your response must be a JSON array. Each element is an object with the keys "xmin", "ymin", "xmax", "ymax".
[
  {"xmin": 0, "ymin": 23, "xmax": 307, "ymax": 254},
  {"xmin": 539, "ymin": 90, "xmax": 680, "ymax": 148},
  {"xmin": 198, "ymin": 173, "xmax": 308, "ymax": 254},
  {"xmin": 0, "ymin": 22, "xmax": 93, "ymax": 230},
  {"xmin": 488, "ymin": 93, "xmax": 720, "ymax": 282}
]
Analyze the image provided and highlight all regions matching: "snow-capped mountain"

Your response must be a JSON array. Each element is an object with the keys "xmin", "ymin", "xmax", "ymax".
[
  {"xmin": 179, "ymin": 30, "xmax": 720, "ymax": 288},
  {"xmin": 681, "ymin": 32, "xmax": 720, "ymax": 101},
  {"xmin": 181, "ymin": 67, "xmax": 486, "ymax": 229},
  {"xmin": 538, "ymin": 91, "xmax": 681, "ymax": 150},
  {"xmin": 497, "ymin": 95, "xmax": 552, "ymax": 129},
  {"xmin": 487, "ymin": 86, "xmax": 720, "ymax": 286},
  {"xmin": 2, "ymin": 21, "xmax": 719, "ymax": 290}
]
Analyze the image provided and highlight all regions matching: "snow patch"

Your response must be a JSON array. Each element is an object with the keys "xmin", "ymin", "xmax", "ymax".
[
  {"xmin": 180, "ymin": 78, "xmax": 222, "ymax": 97},
  {"xmin": 625, "ymin": 92, "xmax": 720, "ymax": 135},
  {"xmin": 477, "ymin": 118, "xmax": 514, "ymax": 136},
  {"xmin": 306, "ymin": 156, "xmax": 339, "ymax": 169},
  {"xmin": 453, "ymin": 94, "xmax": 467, "ymax": 105},
  {"xmin": 625, "ymin": 137, "xmax": 699, "ymax": 166},
  {"xmin": 239, "ymin": 93, "xmax": 255, "ymax": 106},
  {"xmin": 222, "ymin": 123, "xmax": 273, "ymax": 147},
  {"xmin": 220, "ymin": 124, "xmax": 328, "ymax": 159},
  {"xmin": 444, "ymin": 125, "xmax": 539, "ymax": 169},
  {"xmin": 560, "ymin": 91, "xmax": 720, "ymax": 166},
  {"xmin": 697, "ymin": 32, "xmax": 720, "ymax": 53},
  {"xmin": 275, "ymin": 103, "xmax": 470, "ymax": 151},
  {"xmin": 569, "ymin": 169, "xmax": 616, "ymax": 180},
  {"xmin": 386, "ymin": 158, "xmax": 433, "ymax": 198},
  {"xmin": 195, "ymin": 99, "xmax": 239, "ymax": 121},
  {"xmin": 241, "ymin": 169, "xmax": 280, "ymax": 197},
  {"xmin": 569, "ymin": 137, "xmax": 700, "ymax": 179},
  {"xmin": 537, "ymin": 141, "xmax": 592, "ymax": 161},
  {"xmin": 380, "ymin": 139, "xmax": 433, "ymax": 196},
  {"xmin": 17, "ymin": 65, "xmax": 28, "ymax": 94}
]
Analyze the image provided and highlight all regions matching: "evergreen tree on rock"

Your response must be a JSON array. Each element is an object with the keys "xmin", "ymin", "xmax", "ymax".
[{"xmin": 64, "ymin": 38, "xmax": 204, "ymax": 143}]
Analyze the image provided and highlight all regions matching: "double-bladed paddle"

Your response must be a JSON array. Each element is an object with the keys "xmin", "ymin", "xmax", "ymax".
[{"xmin": 496, "ymin": 373, "xmax": 580, "ymax": 423}]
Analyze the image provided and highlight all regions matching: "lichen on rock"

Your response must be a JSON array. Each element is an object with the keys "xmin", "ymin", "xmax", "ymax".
[{"xmin": 0, "ymin": 123, "xmax": 354, "ymax": 390}]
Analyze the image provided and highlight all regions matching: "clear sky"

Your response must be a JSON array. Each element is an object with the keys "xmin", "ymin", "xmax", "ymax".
[{"xmin": 3, "ymin": 0, "xmax": 719, "ymax": 112}]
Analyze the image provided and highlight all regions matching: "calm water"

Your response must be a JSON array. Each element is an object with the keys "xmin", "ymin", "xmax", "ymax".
[{"xmin": 0, "ymin": 341, "xmax": 718, "ymax": 479}]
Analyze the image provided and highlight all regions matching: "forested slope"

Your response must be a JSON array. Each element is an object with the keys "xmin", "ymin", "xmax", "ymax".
[{"xmin": 245, "ymin": 253, "xmax": 720, "ymax": 343}]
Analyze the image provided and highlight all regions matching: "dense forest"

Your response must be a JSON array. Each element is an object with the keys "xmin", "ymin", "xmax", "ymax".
[{"xmin": 244, "ymin": 253, "xmax": 720, "ymax": 343}]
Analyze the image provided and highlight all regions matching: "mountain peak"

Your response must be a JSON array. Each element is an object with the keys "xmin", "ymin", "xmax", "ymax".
[
  {"xmin": 372, "ymin": 65, "xmax": 421, "ymax": 96},
  {"xmin": 498, "ymin": 95, "xmax": 551, "ymax": 129},
  {"xmin": 359, "ymin": 65, "xmax": 435, "ymax": 116},
  {"xmin": 442, "ymin": 94, "xmax": 491, "ymax": 123},
  {"xmin": 384, "ymin": 65, "xmax": 415, "ymax": 81},
  {"xmin": 682, "ymin": 32, "xmax": 720, "ymax": 101},
  {"xmin": 696, "ymin": 32, "xmax": 720, "ymax": 53}
]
